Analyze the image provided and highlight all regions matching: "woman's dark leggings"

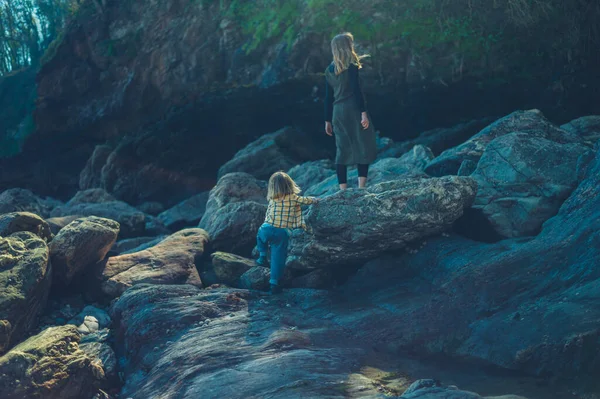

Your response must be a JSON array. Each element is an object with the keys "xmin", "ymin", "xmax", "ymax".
[{"xmin": 336, "ymin": 164, "xmax": 369, "ymax": 185}]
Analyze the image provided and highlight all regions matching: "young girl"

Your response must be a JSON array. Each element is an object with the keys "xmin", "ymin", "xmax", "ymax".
[
  {"xmin": 324, "ymin": 32, "xmax": 377, "ymax": 190},
  {"xmin": 256, "ymin": 171, "xmax": 317, "ymax": 294}
]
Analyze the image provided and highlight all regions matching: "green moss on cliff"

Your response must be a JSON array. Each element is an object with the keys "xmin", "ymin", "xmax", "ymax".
[{"xmin": 218, "ymin": 0, "xmax": 598, "ymax": 80}]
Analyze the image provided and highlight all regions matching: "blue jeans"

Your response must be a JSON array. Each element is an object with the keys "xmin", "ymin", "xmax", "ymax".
[{"xmin": 256, "ymin": 223, "xmax": 290, "ymax": 286}]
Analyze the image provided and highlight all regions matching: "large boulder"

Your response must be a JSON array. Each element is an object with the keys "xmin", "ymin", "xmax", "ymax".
[
  {"xmin": 238, "ymin": 266, "xmax": 270, "ymax": 291},
  {"xmin": 200, "ymin": 201, "xmax": 266, "ymax": 256},
  {"xmin": 0, "ymin": 325, "xmax": 105, "ymax": 399},
  {"xmin": 380, "ymin": 118, "xmax": 494, "ymax": 158},
  {"xmin": 199, "ymin": 173, "xmax": 267, "ymax": 255},
  {"xmin": 425, "ymin": 110, "xmax": 582, "ymax": 177},
  {"xmin": 561, "ymin": 115, "xmax": 600, "ymax": 144},
  {"xmin": 202, "ymin": 172, "xmax": 267, "ymax": 208},
  {"xmin": 306, "ymin": 146, "xmax": 432, "ymax": 197},
  {"xmin": 471, "ymin": 133, "xmax": 592, "ymax": 237},
  {"xmin": 336, "ymin": 148, "xmax": 600, "ymax": 383},
  {"xmin": 217, "ymin": 127, "xmax": 329, "ymax": 180},
  {"xmin": 157, "ymin": 191, "xmax": 209, "ymax": 231},
  {"xmin": 79, "ymin": 145, "xmax": 113, "ymax": 190},
  {"xmin": 46, "ymin": 215, "xmax": 83, "ymax": 235},
  {"xmin": 286, "ymin": 159, "xmax": 335, "ymax": 194},
  {"xmin": 99, "ymin": 229, "xmax": 208, "ymax": 298},
  {"xmin": 210, "ymin": 252, "xmax": 255, "ymax": 285},
  {"xmin": 51, "ymin": 200, "xmax": 147, "ymax": 238},
  {"xmin": 67, "ymin": 188, "xmax": 117, "ymax": 206},
  {"xmin": 0, "ymin": 188, "xmax": 59, "ymax": 218},
  {"xmin": 290, "ymin": 176, "xmax": 477, "ymax": 270},
  {"xmin": 0, "ymin": 232, "xmax": 50, "ymax": 354},
  {"xmin": 0, "ymin": 212, "xmax": 52, "ymax": 241},
  {"xmin": 49, "ymin": 216, "xmax": 120, "ymax": 286}
]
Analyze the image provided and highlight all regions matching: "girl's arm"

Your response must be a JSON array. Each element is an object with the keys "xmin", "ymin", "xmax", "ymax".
[
  {"xmin": 348, "ymin": 64, "xmax": 366, "ymax": 113},
  {"xmin": 296, "ymin": 195, "xmax": 317, "ymax": 205}
]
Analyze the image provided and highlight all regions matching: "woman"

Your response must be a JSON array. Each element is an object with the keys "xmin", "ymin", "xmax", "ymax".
[{"xmin": 324, "ymin": 32, "xmax": 377, "ymax": 190}]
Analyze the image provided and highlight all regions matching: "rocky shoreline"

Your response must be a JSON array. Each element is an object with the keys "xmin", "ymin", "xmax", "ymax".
[{"xmin": 1, "ymin": 109, "xmax": 599, "ymax": 398}]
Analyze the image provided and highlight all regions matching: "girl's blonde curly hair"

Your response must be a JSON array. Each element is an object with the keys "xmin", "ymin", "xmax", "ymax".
[{"xmin": 267, "ymin": 171, "xmax": 301, "ymax": 200}]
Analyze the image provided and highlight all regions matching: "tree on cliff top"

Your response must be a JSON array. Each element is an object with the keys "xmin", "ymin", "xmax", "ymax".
[{"xmin": 0, "ymin": 0, "xmax": 77, "ymax": 75}]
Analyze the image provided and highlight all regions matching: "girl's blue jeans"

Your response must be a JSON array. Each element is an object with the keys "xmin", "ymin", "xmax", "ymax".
[{"xmin": 256, "ymin": 223, "xmax": 290, "ymax": 286}]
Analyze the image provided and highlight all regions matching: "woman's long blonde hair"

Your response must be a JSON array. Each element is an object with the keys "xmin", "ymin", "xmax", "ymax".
[
  {"xmin": 267, "ymin": 171, "xmax": 301, "ymax": 200},
  {"xmin": 331, "ymin": 32, "xmax": 368, "ymax": 75}
]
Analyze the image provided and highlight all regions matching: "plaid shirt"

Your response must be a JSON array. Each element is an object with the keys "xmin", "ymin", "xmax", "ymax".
[{"xmin": 264, "ymin": 194, "xmax": 316, "ymax": 230}]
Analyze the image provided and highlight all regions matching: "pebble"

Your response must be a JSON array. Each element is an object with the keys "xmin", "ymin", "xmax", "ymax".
[{"xmin": 286, "ymin": 304, "xmax": 291, "ymax": 308}]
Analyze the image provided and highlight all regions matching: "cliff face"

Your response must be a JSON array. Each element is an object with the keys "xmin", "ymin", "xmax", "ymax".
[{"xmin": 3, "ymin": 0, "xmax": 599, "ymax": 198}]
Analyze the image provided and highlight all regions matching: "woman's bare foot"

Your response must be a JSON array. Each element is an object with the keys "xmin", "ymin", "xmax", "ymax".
[
  {"xmin": 358, "ymin": 177, "xmax": 367, "ymax": 188},
  {"xmin": 339, "ymin": 183, "xmax": 348, "ymax": 191}
]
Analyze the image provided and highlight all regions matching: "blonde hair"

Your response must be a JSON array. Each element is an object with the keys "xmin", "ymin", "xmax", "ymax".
[
  {"xmin": 331, "ymin": 32, "xmax": 368, "ymax": 75},
  {"xmin": 267, "ymin": 171, "xmax": 301, "ymax": 200}
]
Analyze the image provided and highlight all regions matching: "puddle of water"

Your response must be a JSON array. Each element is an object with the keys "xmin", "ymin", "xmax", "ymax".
[{"xmin": 357, "ymin": 351, "xmax": 599, "ymax": 399}]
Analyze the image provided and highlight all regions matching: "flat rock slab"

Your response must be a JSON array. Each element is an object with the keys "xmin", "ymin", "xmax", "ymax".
[
  {"xmin": 306, "ymin": 146, "xmax": 432, "ymax": 197},
  {"xmin": 109, "ymin": 284, "xmax": 524, "ymax": 399},
  {"xmin": 289, "ymin": 176, "xmax": 477, "ymax": 270},
  {"xmin": 99, "ymin": 229, "xmax": 209, "ymax": 298}
]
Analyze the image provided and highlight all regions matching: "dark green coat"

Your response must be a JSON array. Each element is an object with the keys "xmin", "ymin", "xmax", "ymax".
[{"xmin": 325, "ymin": 63, "xmax": 377, "ymax": 166}]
